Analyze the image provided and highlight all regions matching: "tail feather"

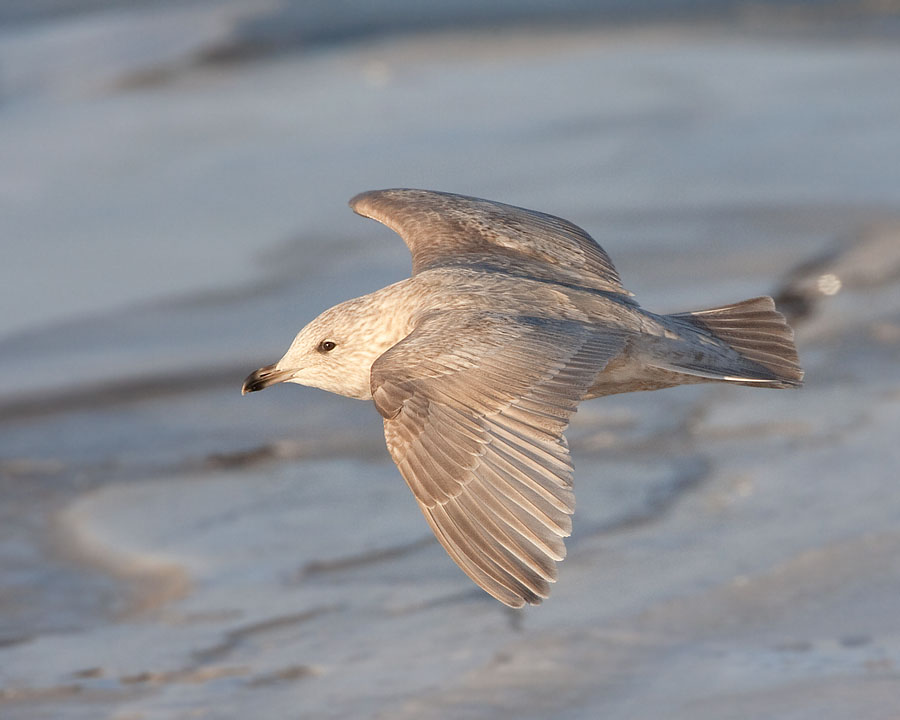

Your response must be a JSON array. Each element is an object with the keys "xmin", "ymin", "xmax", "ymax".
[{"xmin": 667, "ymin": 296, "xmax": 804, "ymax": 389}]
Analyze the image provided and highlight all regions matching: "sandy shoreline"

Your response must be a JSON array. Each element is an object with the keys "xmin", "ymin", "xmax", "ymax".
[{"xmin": 52, "ymin": 497, "xmax": 192, "ymax": 619}]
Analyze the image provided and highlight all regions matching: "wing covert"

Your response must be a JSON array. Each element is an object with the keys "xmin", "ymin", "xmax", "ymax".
[
  {"xmin": 371, "ymin": 311, "xmax": 626, "ymax": 607},
  {"xmin": 350, "ymin": 189, "xmax": 630, "ymax": 297}
]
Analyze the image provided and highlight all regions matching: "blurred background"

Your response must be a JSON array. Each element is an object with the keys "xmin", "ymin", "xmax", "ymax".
[{"xmin": 2, "ymin": 1, "xmax": 900, "ymax": 717}]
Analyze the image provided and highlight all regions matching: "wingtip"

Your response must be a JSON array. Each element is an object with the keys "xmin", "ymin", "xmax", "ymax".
[
  {"xmin": 348, "ymin": 190, "xmax": 375, "ymax": 215},
  {"xmin": 349, "ymin": 188, "xmax": 402, "ymax": 218},
  {"xmin": 349, "ymin": 188, "xmax": 437, "ymax": 216}
]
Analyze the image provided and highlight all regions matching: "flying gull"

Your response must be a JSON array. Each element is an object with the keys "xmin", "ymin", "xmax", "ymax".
[{"xmin": 242, "ymin": 189, "xmax": 803, "ymax": 608}]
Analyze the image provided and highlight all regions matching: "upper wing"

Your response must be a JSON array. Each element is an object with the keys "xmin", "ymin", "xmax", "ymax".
[
  {"xmin": 350, "ymin": 189, "xmax": 630, "ymax": 296},
  {"xmin": 371, "ymin": 311, "xmax": 626, "ymax": 607}
]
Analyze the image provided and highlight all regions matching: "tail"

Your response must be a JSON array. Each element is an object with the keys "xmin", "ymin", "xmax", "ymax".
[{"xmin": 663, "ymin": 297, "xmax": 803, "ymax": 389}]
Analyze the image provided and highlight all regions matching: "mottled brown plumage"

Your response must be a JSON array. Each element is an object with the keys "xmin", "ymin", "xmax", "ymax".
[{"xmin": 243, "ymin": 189, "xmax": 802, "ymax": 607}]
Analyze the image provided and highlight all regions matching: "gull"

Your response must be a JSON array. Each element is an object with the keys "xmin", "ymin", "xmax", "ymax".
[{"xmin": 242, "ymin": 189, "xmax": 803, "ymax": 608}]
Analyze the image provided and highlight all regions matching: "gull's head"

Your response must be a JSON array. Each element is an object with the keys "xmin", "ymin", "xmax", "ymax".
[{"xmin": 242, "ymin": 291, "xmax": 411, "ymax": 401}]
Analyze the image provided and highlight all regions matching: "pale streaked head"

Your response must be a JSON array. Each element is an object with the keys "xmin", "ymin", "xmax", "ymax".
[{"xmin": 242, "ymin": 289, "xmax": 414, "ymax": 400}]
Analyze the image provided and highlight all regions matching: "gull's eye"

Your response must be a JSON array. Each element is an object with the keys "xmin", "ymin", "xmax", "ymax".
[{"xmin": 318, "ymin": 340, "xmax": 336, "ymax": 353}]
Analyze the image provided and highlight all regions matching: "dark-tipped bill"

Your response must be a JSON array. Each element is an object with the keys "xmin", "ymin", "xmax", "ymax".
[{"xmin": 241, "ymin": 364, "xmax": 293, "ymax": 395}]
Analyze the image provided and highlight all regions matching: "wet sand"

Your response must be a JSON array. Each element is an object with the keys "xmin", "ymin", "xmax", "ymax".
[{"xmin": 2, "ymin": 3, "xmax": 900, "ymax": 718}]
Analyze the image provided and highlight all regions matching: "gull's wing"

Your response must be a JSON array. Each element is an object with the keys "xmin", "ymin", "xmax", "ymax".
[
  {"xmin": 370, "ymin": 311, "xmax": 626, "ymax": 607},
  {"xmin": 350, "ymin": 189, "xmax": 631, "ymax": 297}
]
